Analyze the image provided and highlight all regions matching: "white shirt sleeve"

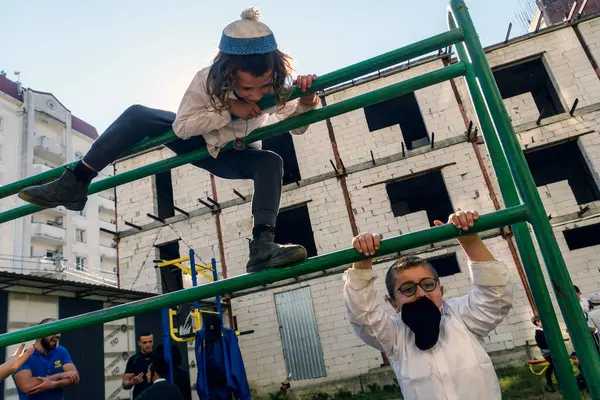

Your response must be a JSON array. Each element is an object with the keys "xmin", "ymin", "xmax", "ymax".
[
  {"xmin": 590, "ymin": 310, "xmax": 600, "ymax": 330},
  {"xmin": 343, "ymin": 268, "xmax": 400, "ymax": 355},
  {"xmin": 272, "ymin": 98, "xmax": 318, "ymax": 135},
  {"xmin": 446, "ymin": 260, "xmax": 513, "ymax": 338},
  {"xmin": 172, "ymin": 68, "xmax": 232, "ymax": 140}
]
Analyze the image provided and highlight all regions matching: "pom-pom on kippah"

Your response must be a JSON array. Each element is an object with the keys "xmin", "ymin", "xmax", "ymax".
[
  {"xmin": 220, "ymin": 6, "xmax": 276, "ymax": 55},
  {"xmin": 240, "ymin": 7, "xmax": 261, "ymax": 21}
]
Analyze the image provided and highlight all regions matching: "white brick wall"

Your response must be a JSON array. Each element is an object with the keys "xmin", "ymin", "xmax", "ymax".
[
  {"xmin": 486, "ymin": 27, "xmax": 600, "ymax": 108},
  {"xmin": 346, "ymin": 142, "xmax": 496, "ymax": 240},
  {"xmin": 323, "ymin": 59, "xmax": 466, "ymax": 166},
  {"xmin": 114, "ymin": 20, "xmax": 600, "ymax": 395},
  {"xmin": 115, "ymin": 149, "xmax": 170, "ymax": 228},
  {"xmin": 291, "ymin": 121, "xmax": 336, "ymax": 180},
  {"xmin": 503, "ymin": 92, "xmax": 540, "ymax": 127},
  {"xmin": 537, "ymin": 180, "xmax": 580, "ymax": 218},
  {"xmin": 576, "ymin": 17, "xmax": 600, "ymax": 81},
  {"xmin": 172, "ymin": 164, "xmax": 213, "ymax": 214},
  {"xmin": 219, "ymin": 178, "xmax": 355, "ymax": 278}
]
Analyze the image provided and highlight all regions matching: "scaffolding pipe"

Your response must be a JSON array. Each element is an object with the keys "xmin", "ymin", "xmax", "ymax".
[
  {"xmin": 0, "ymin": 205, "xmax": 529, "ymax": 347},
  {"xmin": 0, "ymin": 63, "xmax": 466, "ymax": 225},
  {"xmin": 0, "ymin": 29, "xmax": 464, "ymax": 201}
]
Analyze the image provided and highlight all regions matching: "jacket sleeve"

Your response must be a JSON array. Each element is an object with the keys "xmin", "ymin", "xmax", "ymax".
[
  {"xmin": 272, "ymin": 98, "xmax": 318, "ymax": 136},
  {"xmin": 447, "ymin": 260, "xmax": 513, "ymax": 338},
  {"xmin": 535, "ymin": 330, "xmax": 549, "ymax": 349},
  {"xmin": 591, "ymin": 312, "xmax": 600, "ymax": 331},
  {"xmin": 173, "ymin": 69, "xmax": 232, "ymax": 140},
  {"xmin": 343, "ymin": 268, "xmax": 400, "ymax": 355},
  {"xmin": 194, "ymin": 330, "xmax": 208, "ymax": 399},
  {"xmin": 226, "ymin": 331, "xmax": 251, "ymax": 400}
]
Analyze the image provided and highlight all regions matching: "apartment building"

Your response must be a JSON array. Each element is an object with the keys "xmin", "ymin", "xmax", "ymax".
[{"xmin": 0, "ymin": 74, "xmax": 118, "ymax": 287}]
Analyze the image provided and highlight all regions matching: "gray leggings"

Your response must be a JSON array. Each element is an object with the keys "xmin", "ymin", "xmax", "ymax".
[{"xmin": 84, "ymin": 105, "xmax": 283, "ymax": 226}]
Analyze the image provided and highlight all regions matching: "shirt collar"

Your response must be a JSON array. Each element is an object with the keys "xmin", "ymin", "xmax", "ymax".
[
  {"xmin": 34, "ymin": 347, "xmax": 54, "ymax": 357},
  {"xmin": 536, "ymin": 327, "xmax": 544, "ymax": 331},
  {"xmin": 154, "ymin": 378, "xmax": 166, "ymax": 384}
]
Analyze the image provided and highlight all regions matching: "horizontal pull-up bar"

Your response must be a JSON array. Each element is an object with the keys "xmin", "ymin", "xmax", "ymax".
[
  {"xmin": 0, "ymin": 204, "xmax": 528, "ymax": 347},
  {"xmin": 0, "ymin": 29, "xmax": 464, "ymax": 201},
  {"xmin": 0, "ymin": 62, "xmax": 466, "ymax": 225},
  {"xmin": 257, "ymin": 28, "xmax": 464, "ymax": 109}
]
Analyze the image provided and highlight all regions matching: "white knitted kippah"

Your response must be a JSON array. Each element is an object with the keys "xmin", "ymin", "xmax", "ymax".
[{"xmin": 219, "ymin": 7, "xmax": 278, "ymax": 55}]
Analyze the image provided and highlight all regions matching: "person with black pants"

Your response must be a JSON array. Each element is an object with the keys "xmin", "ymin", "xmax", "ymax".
[
  {"xmin": 532, "ymin": 316, "xmax": 558, "ymax": 392},
  {"xmin": 17, "ymin": 8, "xmax": 320, "ymax": 274}
]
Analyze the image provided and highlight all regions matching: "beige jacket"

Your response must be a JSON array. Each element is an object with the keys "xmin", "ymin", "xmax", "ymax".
[{"xmin": 173, "ymin": 66, "xmax": 318, "ymax": 158}]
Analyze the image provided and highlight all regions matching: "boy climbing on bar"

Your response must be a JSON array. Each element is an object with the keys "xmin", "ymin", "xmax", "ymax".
[
  {"xmin": 344, "ymin": 209, "xmax": 513, "ymax": 399},
  {"xmin": 18, "ymin": 7, "xmax": 319, "ymax": 274}
]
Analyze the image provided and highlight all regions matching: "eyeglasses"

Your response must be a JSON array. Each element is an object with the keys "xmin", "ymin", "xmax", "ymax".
[{"xmin": 397, "ymin": 277, "xmax": 440, "ymax": 297}]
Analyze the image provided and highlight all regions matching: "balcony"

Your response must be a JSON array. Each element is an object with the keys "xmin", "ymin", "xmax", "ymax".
[
  {"xmin": 100, "ymin": 243, "xmax": 117, "ymax": 259},
  {"xmin": 98, "ymin": 194, "xmax": 115, "ymax": 213},
  {"xmin": 31, "ymin": 163, "xmax": 52, "ymax": 176},
  {"xmin": 36, "ymin": 258, "xmax": 58, "ymax": 273},
  {"xmin": 98, "ymin": 189, "xmax": 115, "ymax": 201},
  {"xmin": 34, "ymin": 136, "xmax": 66, "ymax": 165},
  {"xmin": 99, "ymin": 218, "xmax": 117, "ymax": 233},
  {"xmin": 33, "ymin": 205, "xmax": 66, "ymax": 218},
  {"xmin": 31, "ymin": 222, "xmax": 66, "ymax": 245}
]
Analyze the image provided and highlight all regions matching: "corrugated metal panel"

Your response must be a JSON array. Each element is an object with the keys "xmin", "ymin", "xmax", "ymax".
[{"xmin": 275, "ymin": 287, "xmax": 326, "ymax": 381}]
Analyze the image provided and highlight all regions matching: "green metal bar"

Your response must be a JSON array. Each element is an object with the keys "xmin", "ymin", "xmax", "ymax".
[
  {"xmin": 257, "ymin": 28, "xmax": 465, "ymax": 109},
  {"xmin": 450, "ymin": 1, "xmax": 600, "ymax": 398},
  {"xmin": 0, "ymin": 29, "xmax": 465, "ymax": 201},
  {"xmin": 0, "ymin": 205, "xmax": 529, "ymax": 346},
  {"xmin": 448, "ymin": 14, "xmax": 581, "ymax": 398},
  {"xmin": 0, "ymin": 63, "xmax": 466, "ymax": 225}
]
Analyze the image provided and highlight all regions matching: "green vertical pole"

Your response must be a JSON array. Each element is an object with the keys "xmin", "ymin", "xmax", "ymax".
[
  {"xmin": 450, "ymin": 1, "xmax": 600, "ymax": 398},
  {"xmin": 448, "ymin": 14, "xmax": 581, "ymax": 398}
]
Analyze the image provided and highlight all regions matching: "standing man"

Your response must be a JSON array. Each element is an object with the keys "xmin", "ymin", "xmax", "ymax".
[
  {"xmin": 13, "ymin": 318, "xmax": 80, "ymax": 399},
  {"xmin": 575, "ymin": 285, "xmax": 590, "ymax": 314},
  {"xmin": 123, "ymin": 332, "xmax": 154, "ymax": 399}
]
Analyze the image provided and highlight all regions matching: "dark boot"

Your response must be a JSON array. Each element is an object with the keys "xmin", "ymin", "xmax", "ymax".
[
  {"xmin": 18, "ymin": 168, "xmax": 89, "ymax": 211},
  {"xmin": 246, "ymin": 225, "xmax": 308, "ymax": 273}
]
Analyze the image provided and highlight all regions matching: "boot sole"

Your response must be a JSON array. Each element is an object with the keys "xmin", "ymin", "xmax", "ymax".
[
  {"xmin": 18, "ymin": 191, "xmax": 86, "ymax": 212},
  {"xmin": 246, "ymin": 248, "xmax": 308, "ymax": 274}
]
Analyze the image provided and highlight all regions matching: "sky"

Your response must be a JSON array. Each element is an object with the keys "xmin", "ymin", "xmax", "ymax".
[{"xmin": 1, "ymin": 0, "xmax": 526, "ymax": 133}]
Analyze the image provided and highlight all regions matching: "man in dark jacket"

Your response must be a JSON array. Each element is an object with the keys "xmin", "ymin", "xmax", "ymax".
[
  {"xmin": 155, "ymin": 344, "xmax": 191, "ymax": 400},
  {"xmin": 135, "ymin": 359, "xmax": 183, "ymax": 400}
]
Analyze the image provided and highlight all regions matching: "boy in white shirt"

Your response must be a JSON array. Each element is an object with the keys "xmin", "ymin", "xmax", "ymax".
[{"xmin": 343, "ymin": 209, "xmax": 513, "ymax": 400}]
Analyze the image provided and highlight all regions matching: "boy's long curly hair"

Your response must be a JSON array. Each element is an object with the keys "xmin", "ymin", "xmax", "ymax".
[{"xmin": 206, "ymin": 50, "xmax": 293, "ymax": 112}]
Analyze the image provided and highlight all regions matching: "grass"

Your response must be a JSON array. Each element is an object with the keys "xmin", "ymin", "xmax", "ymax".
[
  {"xmin": 496, "ymin": 364, "xmax": 590, "ymax": 400},
  {"xmin": 265, "ymin": 364, "xmax": 592, "ymax": 399}
]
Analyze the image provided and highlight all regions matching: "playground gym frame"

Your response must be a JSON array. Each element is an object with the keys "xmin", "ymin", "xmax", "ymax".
[{"xmin": 0, "ymin": 1, "xmax": 597, "ymax": 398}]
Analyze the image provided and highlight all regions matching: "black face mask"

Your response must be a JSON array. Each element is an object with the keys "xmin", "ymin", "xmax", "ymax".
[{"xmin": 401, "ymin": 296, "xmax": 442, "ymax": 351}]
